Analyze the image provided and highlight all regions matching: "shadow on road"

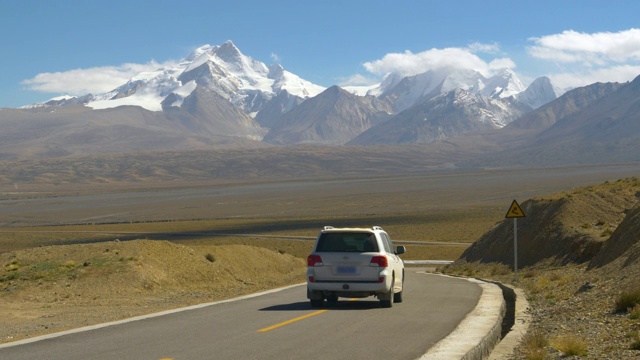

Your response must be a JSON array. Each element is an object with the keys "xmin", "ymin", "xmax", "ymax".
[{"xmin": 260, "ymin": 299, "xmax": 382, "ymax": 311}]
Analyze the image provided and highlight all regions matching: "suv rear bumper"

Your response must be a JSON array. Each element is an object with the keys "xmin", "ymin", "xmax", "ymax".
[{"xmin": 307, "ymin": 276, "xmax": 392, "ymax": 298}]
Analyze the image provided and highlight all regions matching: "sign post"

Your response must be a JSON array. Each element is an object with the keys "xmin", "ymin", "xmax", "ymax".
[{"xmin": 505, "ymin": 200, "xmax": 526, "ymax": 282}]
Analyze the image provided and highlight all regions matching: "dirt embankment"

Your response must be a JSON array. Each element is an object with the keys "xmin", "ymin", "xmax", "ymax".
[
  {"xmin": 459, "ymin": 177, "xmax": 640, "ymax": 267},
  {"xmin": 589, "ymin": 201, "xmax": 640, "ymax": 269},
  {"xmin": 0, "ymin": 240, "xmax": 306, "ymax": 343}
]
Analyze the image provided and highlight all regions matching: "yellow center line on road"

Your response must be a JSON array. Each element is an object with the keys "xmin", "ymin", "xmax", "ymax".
[
  {"xmin": 258, "ymin": 309, "xmax": 328, "ymax": 332},
  {"xmin": 258, "ymin": 299, "xmax": 359, "ymax": 333}
]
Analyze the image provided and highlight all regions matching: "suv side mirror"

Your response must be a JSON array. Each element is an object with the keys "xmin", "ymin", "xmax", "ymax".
[{"xmin": 396, "ymin": 246, "xmax": 406, "ymax": 255}]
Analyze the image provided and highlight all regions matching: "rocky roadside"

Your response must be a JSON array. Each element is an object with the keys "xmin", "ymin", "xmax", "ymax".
[{"xmin": 446, "ymin": 262, "xmax": 640, "ymax": 359}]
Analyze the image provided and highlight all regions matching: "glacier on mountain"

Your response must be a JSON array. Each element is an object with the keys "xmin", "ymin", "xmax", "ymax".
[
  {"xmin": 373, "ymin": 67, "xmax": 528, "ymax": 113},
  {"xmin": 84, "ymin": 41, "xmax": 325, "ymax": 113}
]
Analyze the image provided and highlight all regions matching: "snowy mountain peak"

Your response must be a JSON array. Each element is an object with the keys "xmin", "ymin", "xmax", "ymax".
[
  {"xmin": 186, "ymin": 44, "xmax": 215, "ymax": 62},
  {"xmin": 480, "ymin": 68, "xmax": 526, "ymax": 99},
  {"xmin": 374, "ymin": 67, "xmax": 530, "ymax": 113},
  {"xmin": 439, "ymin": 68, "xmax": 485, "ymax": 94},
  {"xmin": 209, "ymin": 40, "xmax": 269, "ymax": 78},
  {"xmin": 374, "ymin": 67, "xmax": 481, "ymax": 112},
  {"xmin": 215, "ymin": 40, "xmax": 242, "ymax": 63},
  {"xmin": 75, "ymin": 41, "xmax": 325, "ymax": 113},
  {"xmin": 269, "ymin": 68, "xmax": 325, "ymax": 98},
  {"xmin": 516, "ymin": 76, "xmax": 557, "ymax": 109}
]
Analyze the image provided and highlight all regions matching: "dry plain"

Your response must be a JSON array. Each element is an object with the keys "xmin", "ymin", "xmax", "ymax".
[{"xmin": 1, "ymin": 163, "xmax": 639, "ymax": 259}]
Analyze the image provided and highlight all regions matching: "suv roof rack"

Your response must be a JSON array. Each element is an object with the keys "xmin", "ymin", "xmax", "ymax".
[
  {"xmin": 323, "ymin": 226, "xmax": 334, "ymax": 230},
  {"xmin": 372, "ymin": 226, "xmax": 383, "ymax": 231}
]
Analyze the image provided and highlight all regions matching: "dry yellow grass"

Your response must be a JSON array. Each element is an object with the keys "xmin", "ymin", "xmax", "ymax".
[{"xmin": 550, "ymin": 335, "xmax": 588, "ymax": 356}]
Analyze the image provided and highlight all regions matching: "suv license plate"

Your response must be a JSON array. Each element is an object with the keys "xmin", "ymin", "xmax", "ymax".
[{"xmin": 337, "ymin": 266, "xmax": 356, "ymax": 274}]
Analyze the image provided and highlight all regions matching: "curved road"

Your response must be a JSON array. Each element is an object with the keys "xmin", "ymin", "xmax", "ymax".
[{"xmin": 0, "ymin": 269, "xmax": 482, "ymax": 360}]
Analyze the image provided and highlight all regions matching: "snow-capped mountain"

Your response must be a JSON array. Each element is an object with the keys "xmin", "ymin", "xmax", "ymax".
[
  {"xmin": 513, "ymin": 76, "xmax": 557, "ymax": 110},
  {"xmin": 58, "ymin": 41, "xmax": 325, "ymax": 116},
  {"xmin": 478, "ymin": 68, "xmax": 525, "ymax": 98},
  {"xmin": 372, "ymin": 67, "xmax": 529, "ymax": 113},
  {"xmin": 349, "ymin": 88, "xmax": 532, "ymax": 145}
]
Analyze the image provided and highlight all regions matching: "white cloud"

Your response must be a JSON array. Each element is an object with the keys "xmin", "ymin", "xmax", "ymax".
[
  {"xmin": 467, "ymin": 42, "xmax": 500, "ymax": 54},
  {"xmin": 339, "ymin": 73, "xmax": 379, "ymax": 87},
  {"xmin": 362, "ymin": 45, "xmax": 515, "ymax": 79},
  {"xmin": 528, "ymin": 29, "xmax": 640, "ymax": 64},
  {"xmin": 270, "ymin": 52, "xmax": 281, "ymax": 64},
  {"xmin": 21, "ymin": 61, "xmax": 167, "ymax": 95},
  {"xmin": 527, "ymin": 28, "xmax": 640, "ymax": 91},
  {"xmin": 488, "ymin": 58, "xmax": 517, "ymax": 71}
]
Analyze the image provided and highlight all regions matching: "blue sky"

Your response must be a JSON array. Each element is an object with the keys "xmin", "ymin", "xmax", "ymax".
[{"xmin": 2, "ymin": 0, "xmax": 640, "ymax": 108}]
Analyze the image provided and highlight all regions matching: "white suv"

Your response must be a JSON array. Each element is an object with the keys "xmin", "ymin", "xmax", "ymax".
[{"xmin": 306, "ymin": 226, "xmax": 406, "ymax": 308}]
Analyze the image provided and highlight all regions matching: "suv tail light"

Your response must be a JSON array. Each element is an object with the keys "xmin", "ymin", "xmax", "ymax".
[
  {"xmin": 307, "ymin": 254, "xmax": 323, "ymax": 267},
  {"xmin": 369, "ymin": 255, "xmax": 388, "ymax": 267}
]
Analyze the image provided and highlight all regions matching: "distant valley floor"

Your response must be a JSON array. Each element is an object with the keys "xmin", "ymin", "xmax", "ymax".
[{"xmin": 1, "ymin": 162, "xmax": 638, "ymax": 227}]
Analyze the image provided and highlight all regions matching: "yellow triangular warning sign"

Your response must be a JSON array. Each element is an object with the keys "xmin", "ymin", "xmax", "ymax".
[{"xmin": 505, "ymin": 200, "xmax": 526, "ymax": 218}]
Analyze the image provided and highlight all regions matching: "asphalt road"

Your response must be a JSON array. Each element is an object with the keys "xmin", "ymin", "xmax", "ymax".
[{"xmin": 0, "ymin": 269, "xmax": 482, "ymax": 360}]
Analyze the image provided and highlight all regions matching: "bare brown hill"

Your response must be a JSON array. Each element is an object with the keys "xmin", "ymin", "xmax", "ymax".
[
  {"xmin": 0, "ymin": 104, "xmax": 269, "ymax": 161},
  {"xmin": 262, "ymin": 86, "xmax": 392, "ymax": 145},
  {"xmin": 458, "ymin": 177, "xmax": 640, "ymax": 267},
  {"xmin": 507, "ymin": 81, "xmax": 623, "ymax": 130}
]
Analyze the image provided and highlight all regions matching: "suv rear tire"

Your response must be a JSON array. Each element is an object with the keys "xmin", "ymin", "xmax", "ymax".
[
  {"xmin": 394, "ymin": 273, "xmax": 404, "ymax": 303},
  {"xmin": 393, "ymin": 290, "xmax": 403, "ymax": 303},
  {"xmin": 380, "ymin": 276, "xmax": 394, "ymax": 308}
]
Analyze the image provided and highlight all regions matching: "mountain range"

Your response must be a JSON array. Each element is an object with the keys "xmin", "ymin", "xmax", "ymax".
[{"xmin": 0, "ymin": 40, "xmax": 638, "ymax": 167}]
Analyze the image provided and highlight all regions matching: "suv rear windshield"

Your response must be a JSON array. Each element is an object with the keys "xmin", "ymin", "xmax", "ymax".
[{"xmin": 315, "ymin": 232, "xmax": 379, "ymax": 252}]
